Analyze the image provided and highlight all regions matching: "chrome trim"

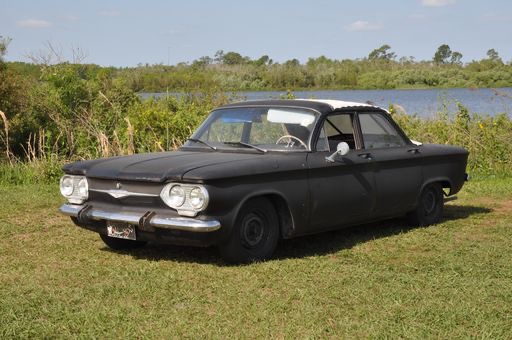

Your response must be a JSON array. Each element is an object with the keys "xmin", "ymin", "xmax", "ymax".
[
  {"xmin": 59, "ymin": 204, "xmax": 221, "ymax": 232},
  {"xmin": 89, "ymin": 188, "xmax": 159, "ymax": 199},
  {"xmin": 89, "ymin": 209, "xmax": 143, "ymax": 224},
  {"xmin": 59, "ymin": 204, "xmax": 84, "ymax": 216},
  {"xmin": 151, "ymin": 216, "xmax": 221, "ymax": 232}
]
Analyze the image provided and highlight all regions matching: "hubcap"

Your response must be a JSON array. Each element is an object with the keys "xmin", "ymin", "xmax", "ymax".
[
  {"xmin": 241, "ymin": 213, "xmax": 265, "ymax": 248},
  {"xmin": 423, "ymin": 190, "xmax": 436, "ymax": 215}
]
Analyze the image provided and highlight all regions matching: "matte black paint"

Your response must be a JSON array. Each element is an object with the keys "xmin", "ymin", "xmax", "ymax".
[{"xmin": 64, "ymin": 100, "xmax": 469, "ymax": 246}]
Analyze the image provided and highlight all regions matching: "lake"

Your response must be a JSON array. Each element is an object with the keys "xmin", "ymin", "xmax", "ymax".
[{"xmin": 143, "ymin": 88, "xmax": 512, "ymax": 118}]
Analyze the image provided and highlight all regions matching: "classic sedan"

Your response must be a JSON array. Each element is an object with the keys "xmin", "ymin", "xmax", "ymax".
[{"xmin": 59, "ymin": 99, "xmax": 469, "ymax": 263}]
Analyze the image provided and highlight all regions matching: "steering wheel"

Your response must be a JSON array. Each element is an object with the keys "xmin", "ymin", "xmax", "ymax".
[{"xmin": 276, "ymin": 135, "xmax": 308, "ymax": 149}]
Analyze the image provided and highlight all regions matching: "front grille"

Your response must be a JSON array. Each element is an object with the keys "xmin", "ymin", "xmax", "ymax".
[{"xmin": 88, "ymin": 179, "xmax": 168, "ymax": 209}]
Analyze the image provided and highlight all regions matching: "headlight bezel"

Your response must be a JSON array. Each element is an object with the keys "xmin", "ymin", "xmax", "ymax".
[
  {"xmin": 160, "ymin": 183, "xmax": 209, "ymax": 217},
  {"xmin": 59, "ymin": 175, "xmax": 89, "ymax": 204}
]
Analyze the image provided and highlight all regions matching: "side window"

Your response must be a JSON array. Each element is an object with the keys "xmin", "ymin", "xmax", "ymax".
[
  {"xmin": 316, "ymin": 113, "xmax": 355, "ymax": 151},
  {"xmin": 359, "ymin": 113, "xmax": 406, "ymax": 149}
]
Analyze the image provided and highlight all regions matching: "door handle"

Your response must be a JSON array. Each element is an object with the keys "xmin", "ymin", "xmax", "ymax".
[
  {"xmin": 408, "ymin": 148, "xmax": 420, "ymax": 154},
  {"xmin": 358, "ymin": 152, "xmax": 372, "ymax": 160}
]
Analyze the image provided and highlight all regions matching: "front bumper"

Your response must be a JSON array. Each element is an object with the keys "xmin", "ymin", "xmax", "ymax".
[{"xmin": 59, "ymin": 204, "xmax": 221, "ymax": 232}]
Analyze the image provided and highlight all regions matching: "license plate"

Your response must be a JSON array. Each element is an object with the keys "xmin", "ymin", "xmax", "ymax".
[{"xmin": 107, "ymin": 221, "xmax": 136, "ymax": 240}]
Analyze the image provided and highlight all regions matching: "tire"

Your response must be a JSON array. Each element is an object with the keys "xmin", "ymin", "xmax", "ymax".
[
  {"xmin": 99, "ymin": 233, "xmax": 147, "ymax": 250},
  {"xmin": 219, "ymin": 197, "xmax": 280, "ymax": 264},
  {"xmin": 407, "ymin": 183, "xmax": 444, "ymax": 226}
]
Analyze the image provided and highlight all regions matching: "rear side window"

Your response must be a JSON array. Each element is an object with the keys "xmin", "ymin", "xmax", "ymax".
[{"xmin": 359, "ymin": 113, "xmax": 406, "ymax": 149}]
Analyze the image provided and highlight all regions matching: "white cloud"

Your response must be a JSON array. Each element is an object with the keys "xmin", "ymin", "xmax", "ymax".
[
  {"xmin": 345, "ymin": 20, "xmax": 383, "ymax": 32},
  {"xmin": 16, "ymin": 19, "xmax": 52, "ymax": 28},
  {"xmin": 421, "ymin": 0, "xmax": 456, "ymax": 7},
  {"xmin": 98, "ymin": 10, "xmax": 121, "ymax": 17}
]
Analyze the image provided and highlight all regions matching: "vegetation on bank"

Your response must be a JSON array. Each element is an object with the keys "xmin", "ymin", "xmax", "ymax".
[
  {"xmin": 6, "ymin": 42, "xmax": 512, "ymax": 92},
  {"xmin": 1, "ymin": 37, "xmax": 512, "ymax": 185}
]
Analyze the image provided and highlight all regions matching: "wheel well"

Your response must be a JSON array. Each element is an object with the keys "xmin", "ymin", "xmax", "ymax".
[
  {"xmin": 439, "ymin": 180, "xmax": 452, "ymax": 195},
  {"xmin": 421, "ymin": 179, "xmax": 452, "ymax": 197},
  {"xmin": 262, "ymin": 194, "xmax": 294, "ymax": 239}
]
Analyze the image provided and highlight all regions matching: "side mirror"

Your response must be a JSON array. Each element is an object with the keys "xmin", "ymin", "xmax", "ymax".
[{"xmin": 325, "ymin": 142, "xmax": 350, "ymax": 163}]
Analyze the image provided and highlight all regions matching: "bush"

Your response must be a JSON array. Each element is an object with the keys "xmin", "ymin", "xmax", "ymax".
[{"xmin": 393, "ymin": 103, "xmax": 512, "ymax": 175}]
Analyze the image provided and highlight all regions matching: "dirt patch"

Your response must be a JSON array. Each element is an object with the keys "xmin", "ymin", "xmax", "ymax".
[{"xmin": 495, "ymin": 198, "xmax": 512, "ymax": 214}]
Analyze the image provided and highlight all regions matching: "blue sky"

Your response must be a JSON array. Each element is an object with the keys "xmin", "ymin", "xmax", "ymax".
[{"xmin": 1, "ymin": 0, "xmax": 511, "ymax": 66}]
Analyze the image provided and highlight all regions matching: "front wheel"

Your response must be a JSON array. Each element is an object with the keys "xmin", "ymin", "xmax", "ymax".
[
  {"xmin": 407, "ymin": 183, "xmax": 444, "ymax": 226},
  {"xmin": 219, "ymin": 197, "xmax": 279, "ymax": 264},
  {"xmin": 99, "ymin": 233, "xmax": 147, "ymax": 250}
]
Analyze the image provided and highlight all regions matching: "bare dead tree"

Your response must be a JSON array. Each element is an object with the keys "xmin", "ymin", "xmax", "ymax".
[
  {"xmin": 25, "ymin": 41, "xmax": 88, "ymax": 66},
  {"xmin": 70, "ymin": 44, "xmax": 88, "ymax": 64}
]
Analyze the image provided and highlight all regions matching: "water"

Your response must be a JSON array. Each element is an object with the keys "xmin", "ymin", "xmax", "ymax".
[{"xmin": 143, "ymin": 88, "xmax": 512, "ymax": 118}]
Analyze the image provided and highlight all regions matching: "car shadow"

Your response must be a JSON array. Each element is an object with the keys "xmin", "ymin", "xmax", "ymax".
[
  {"xmin": 101, "ymin": 204, "xmax": 491, "ymax": 265},
  {"xmin": 274, "ymin": 204, "xmax": 491, "ymax": 260}
]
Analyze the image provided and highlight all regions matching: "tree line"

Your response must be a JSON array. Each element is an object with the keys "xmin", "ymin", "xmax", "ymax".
[{"xmin": 5, "ymin": 43, "xmax": 512, "ymax": 93}]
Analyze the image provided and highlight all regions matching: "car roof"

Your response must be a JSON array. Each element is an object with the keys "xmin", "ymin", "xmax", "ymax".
[{"xmin": 217, "ymin": 99, "xmax": 386, "ymax": 115}]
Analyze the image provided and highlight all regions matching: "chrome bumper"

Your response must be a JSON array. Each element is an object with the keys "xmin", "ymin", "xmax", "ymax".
[{"xmin": 59, "ymin": 204, "xmax": 221, "ymax": 232}]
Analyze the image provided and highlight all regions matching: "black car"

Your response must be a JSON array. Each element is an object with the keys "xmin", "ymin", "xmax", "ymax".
[{"xmin": 59, "ymin": 99, "xmax": 469, "ymax": 263}]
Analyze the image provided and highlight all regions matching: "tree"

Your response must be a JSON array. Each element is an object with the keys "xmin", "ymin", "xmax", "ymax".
[
  {"xmin": 191, "ymin": 56, "xmax": 213, "ymax": 68},
  {"xmin": 368, "ymin": 44, "xmax": 396, "ymax": 61},
  {"xmin": 214, "ymin": 50, "xmax": 224, "ymax": 64},
  {"xmin": 433, "ymin": 44, "xmax": 452, "ymax": 64},
  {"xmin": 399, "ymin": 56, "xmax": 416, "ymax": 65},
  {"xmin": 222, "ymin": 51, "xmax": 245, "ymax": 65},
  {"xmin": 198, "ymin": 56, "xmax": 213, "ymax": 65},
  {"xmin": 450, "ymin": 51, "xmax": 463, "ymax": 65},
  {"xmin": 486, "ymin": 49, "xmax": 502, "ymax": 63},
  {"xmin": 284, "ymin": 59, "xmax": 300, "ymax": 67},
  {"xmin": 254, "ymin": 55, "xmax": 270, "ymax": 66},
  {"xmin": 0, "ymin": 36, "xmax": 11, "ymax": 67},
  {"xmin": 0, "ymin": 37, "xmax": 31, "ymax": 159}
]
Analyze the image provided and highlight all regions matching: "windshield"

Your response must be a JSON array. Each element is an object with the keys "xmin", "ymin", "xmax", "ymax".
[{"xmin": 184, "ymin": 107, "xmax": 319, "ymax": 151}]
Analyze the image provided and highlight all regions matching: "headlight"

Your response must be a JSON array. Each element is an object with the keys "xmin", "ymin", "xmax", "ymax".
[
  {"xmin": 59, "ymin": 175, "xmax": 89, "ymax": 204},
  {"xmin": 60, "ymin": 176, "xmax": 74, "ymax": 196},
  {"xmin": 189, "ymin": 187, "xmax": 207, "ymax": 209},
  {"xmin": 160, "ymin": 183, "xmax": 209, "ymax": 217},
  {"xmin": 169, "ymin": 185, "xmax": 186, "ymax": 207},
  {"xmin": 77, "ymin": 177, "xmax": 88, "ymax": 197}
]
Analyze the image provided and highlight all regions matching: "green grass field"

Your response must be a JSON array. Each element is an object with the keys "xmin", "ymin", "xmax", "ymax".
[{"xmin": 1, "ymin": 177, "xmax": 511, "ymax": 338}]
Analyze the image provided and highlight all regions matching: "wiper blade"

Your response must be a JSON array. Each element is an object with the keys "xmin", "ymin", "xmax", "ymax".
[
  {"xmin": 223, "ymin": 141, "xmax": 267, "ymax": 153},
  {"xmin": 186, "ymin": 138, "xmax": 217, "ymax": 150}
]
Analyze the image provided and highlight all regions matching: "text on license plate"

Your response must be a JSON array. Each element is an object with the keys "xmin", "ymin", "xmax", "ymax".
[{"xmin": 107, "ymin": 221, "xmax": 136, "ymax": 240}]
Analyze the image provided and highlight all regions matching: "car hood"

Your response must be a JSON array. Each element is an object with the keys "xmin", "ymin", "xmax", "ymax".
[{"xmin": 63, "ymin": 150, "xmax": 304, "ymax": 182}]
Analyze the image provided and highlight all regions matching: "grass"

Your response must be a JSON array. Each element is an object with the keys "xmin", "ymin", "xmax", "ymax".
[{"xmin": 1, "ymin": 177, "xmax": 511, "ymax": 338}]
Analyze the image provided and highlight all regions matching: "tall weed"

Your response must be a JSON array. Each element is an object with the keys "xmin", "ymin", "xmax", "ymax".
[{"xmin": 393, "ymin": 102, "xmax": 512, "ymax": 175}]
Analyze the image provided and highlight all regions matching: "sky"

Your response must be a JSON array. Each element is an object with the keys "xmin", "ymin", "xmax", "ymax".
[{"xmin": 1, "ymin": 0, "xmax": 511, "ymax": 67}]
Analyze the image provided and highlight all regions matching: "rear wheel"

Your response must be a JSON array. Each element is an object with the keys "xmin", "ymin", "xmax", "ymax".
[
  {"xmin": 219, "ymin": 197, "xmax": 279, "ymax": 264},
  {"xmin": 408, "ymin": 183, "xmax": 444, "ymax": 226},
  {"xmin": 99, "ymin": 233, "xmax": 147, "ymax": 250}
]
